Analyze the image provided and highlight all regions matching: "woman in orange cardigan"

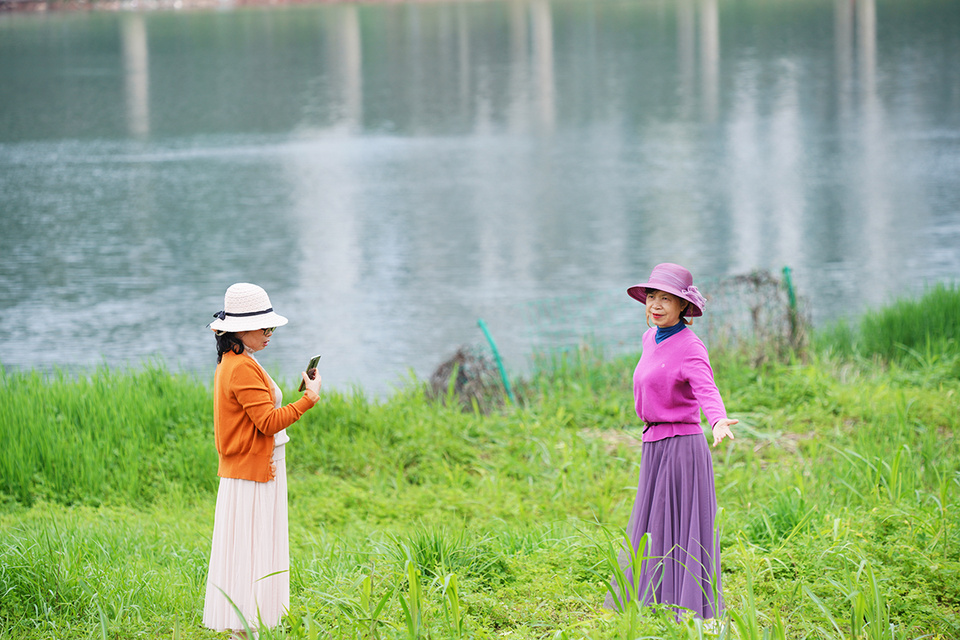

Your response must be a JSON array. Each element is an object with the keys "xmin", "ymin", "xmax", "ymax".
[{"xmin": 202, "ymin": 282, "xmax": 322, "ymax": 635}]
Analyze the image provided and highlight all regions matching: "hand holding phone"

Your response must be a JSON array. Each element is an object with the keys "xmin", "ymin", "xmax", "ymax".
[{"xmin": 298, "ymin": 354, "xmax": 322, "ymax": 392}]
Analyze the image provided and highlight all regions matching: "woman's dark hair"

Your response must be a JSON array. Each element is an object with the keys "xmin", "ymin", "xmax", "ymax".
[{"xmin": 215, "ymin": 332, "xmax": 245, "ymax": 363}]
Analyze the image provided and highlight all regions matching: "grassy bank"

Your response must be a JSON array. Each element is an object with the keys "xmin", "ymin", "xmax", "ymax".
[{"xmin": 1, "ymin": 287, "xmax": 959, "ymax": 639}]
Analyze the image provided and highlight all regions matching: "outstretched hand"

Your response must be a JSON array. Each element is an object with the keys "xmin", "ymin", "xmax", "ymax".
[{"xmin": 711, "ymin": 418, "xmax": 737, "ymax": 447}]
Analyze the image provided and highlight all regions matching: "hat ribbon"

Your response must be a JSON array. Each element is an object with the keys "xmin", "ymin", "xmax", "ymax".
[
  {"xmin": 212, "ymin": 307, "xmax": 273, "ymax": 320},
  {"xmin": 680, "ymin": 286, "xmax": 706, "ymax": 308}
]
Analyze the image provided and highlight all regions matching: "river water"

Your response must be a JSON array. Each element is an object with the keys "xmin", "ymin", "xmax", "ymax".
[{"xmin": 1, "ymin": 0, "xmax": 958, "ymax": 394}]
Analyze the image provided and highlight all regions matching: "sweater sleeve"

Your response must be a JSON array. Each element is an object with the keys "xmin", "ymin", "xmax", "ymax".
[
  {"xmin": 230, "ymin": 359, "xmax": 315, "ymax": 436},
  {"xmin": 682, "ymin": 339, "xmax": 728, "ymax": 427}
]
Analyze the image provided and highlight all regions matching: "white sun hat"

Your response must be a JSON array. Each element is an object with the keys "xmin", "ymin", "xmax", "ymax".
[{"xmin": 208, "ymin": 283, "xmax": 289, "ymax": 333}]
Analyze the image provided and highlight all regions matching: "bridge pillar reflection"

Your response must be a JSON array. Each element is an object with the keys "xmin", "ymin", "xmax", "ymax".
[
  {"xmin": 121, "ymin": 14, "xmax": 150, "ymax": 138},
  {"xmin": 676, "ymin": 0, "xmax": 720, "ymax": 123}
]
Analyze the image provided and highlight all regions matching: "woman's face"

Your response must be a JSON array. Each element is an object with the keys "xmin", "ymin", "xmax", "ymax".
[
  {"xmin": 238, "ymin": 328, "xmax": 273, "ymax": 352},
  {"xmin": 645, "ymin": 289, "xmax": 688, "ymax": 328}
]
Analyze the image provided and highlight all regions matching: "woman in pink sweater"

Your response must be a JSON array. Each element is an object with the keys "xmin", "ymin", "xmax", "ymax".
[{"xmin": 607, "ymin": 263, "xmax": 736, "ymax": 620}]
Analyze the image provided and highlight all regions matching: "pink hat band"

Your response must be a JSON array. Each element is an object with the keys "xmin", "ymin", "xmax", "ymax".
[{"xmin": 627, "ymin": 263, "xmax": 706, "ymax": 317}]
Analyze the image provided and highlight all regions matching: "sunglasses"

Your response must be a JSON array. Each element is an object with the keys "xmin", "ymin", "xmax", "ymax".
[{"xmin": 262, "ymin": 327, "xmax": 277, "ymax": 336}]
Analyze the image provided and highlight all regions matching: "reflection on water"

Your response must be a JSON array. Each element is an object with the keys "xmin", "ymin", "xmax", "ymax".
[
  {"xmin": 121, "ymin": 14, "xmax": 150, "ymax": 138},
  {"xmin": 0, "ymin": 0, "xmax": 958, "ymax": 394}
]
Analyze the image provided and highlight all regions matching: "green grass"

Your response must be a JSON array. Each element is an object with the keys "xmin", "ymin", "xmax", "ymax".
[
  {"xmin": 0, "ymin": 361, "xmax": 216, "ymax": 507},
  {"xmin": 813, "ymin": 281, "xmax": 960, "ymax": 366},
  {"xmin": 1, "ymin": 289, "xmax": 959, "ymax": 639}
]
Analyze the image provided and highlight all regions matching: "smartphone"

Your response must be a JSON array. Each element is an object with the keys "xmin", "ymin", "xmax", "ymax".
[{"xmin": 298, "ymin": 354, "xmax": 322, "ymax": 392}]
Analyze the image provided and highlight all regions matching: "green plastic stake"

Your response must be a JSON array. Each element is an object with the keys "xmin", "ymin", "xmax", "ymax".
[
  {"xmin": 782, "ymin": 265, "xmax": 797, "ymax": 310},
  {"xmin": 477, "ymin": 318, "xmax": 515, "ymax": 404},
  {"xmin": 782, "ymin": 266, "xmax": 800, "ymax": 349}
]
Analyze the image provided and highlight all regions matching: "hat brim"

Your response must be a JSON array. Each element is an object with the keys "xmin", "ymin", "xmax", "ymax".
[
  {"xmin": 627, "ymin": 283, "xmax": 703, "ymax": 317},
  {"xmin": 208, "ymin": 311, "xmax": 289, "ymax": 333}
]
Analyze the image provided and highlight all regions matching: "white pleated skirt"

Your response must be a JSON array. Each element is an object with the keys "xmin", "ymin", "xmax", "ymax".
[{"xmin": 203, "ymin": 443, "xmax": 290, "ymax": 632}]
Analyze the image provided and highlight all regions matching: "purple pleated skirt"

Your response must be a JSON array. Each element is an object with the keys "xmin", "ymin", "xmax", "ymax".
[{"xmin": 606, "ymin": 433, "xmax": 723, "ymax": 619}]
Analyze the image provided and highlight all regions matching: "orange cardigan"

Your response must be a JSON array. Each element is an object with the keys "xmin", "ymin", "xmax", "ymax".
[{"xmin": 213, "ymin": 350, "xmax": 317, "ymax": 482}]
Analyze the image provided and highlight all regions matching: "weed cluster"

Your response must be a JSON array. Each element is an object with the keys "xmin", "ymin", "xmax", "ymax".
[{"xmin": 814, "ymin": 282, "xmax": 960, "ymax": 366}]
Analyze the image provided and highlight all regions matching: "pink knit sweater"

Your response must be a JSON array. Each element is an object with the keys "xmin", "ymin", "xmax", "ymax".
[{"xmin": 633, "ymin": 327, "xmax": 728, "ymax": 442}]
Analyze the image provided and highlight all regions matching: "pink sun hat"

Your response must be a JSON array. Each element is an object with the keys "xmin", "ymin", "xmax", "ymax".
[{"xmin": 627, "ymin": 263, "xmax": 706, "ymax": 317}]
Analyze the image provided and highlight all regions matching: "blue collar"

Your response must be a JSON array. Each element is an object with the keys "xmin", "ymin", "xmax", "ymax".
[{"xmin": 655, "ymin": 322, "xmax": 686, "ymax": 344}]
